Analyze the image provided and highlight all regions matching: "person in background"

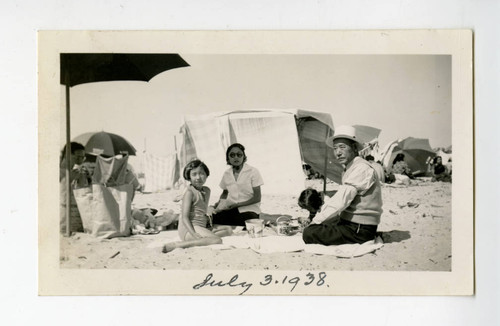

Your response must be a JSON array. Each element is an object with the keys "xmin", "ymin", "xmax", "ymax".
[
  {"xmin": 299, "ymin": 125, "xmax": 383, "ymax": 245},
  {"xmin": 391, "ymin": 153, "xmax": 413, "ymax": 178},
  {"xmin": 445, "ymin": 158, "xmax": 452, "ymax": 176},
  {"xmin": 303, "ymin": 164, "xmax": 313, "ymax": 179},
  {"xmin": 208, "ymin": 143, "xmax": 264, "ymax": 227},
  {"xmin": 431, "ymin": 156, "xmax": 452, "ymax": 182},
  {"xmin": 390, "ymin": 153, "xmax": 414, "ymax": 186},
  {"xmin": 365, "ymin": 155, "xmax": 385, "ymax": 184},
  {"xmin": 124, "ymin": 162, "xmax": 142, "ymax": 200},
  {"xmin": 60, "ymin": 142, "xmax": 91, "ymax": 233}
]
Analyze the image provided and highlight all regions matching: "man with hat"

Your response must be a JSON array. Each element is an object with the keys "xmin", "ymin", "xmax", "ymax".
[{"xmin": 299, "ymin": 125, "xmax": 383, "ymax": 245}]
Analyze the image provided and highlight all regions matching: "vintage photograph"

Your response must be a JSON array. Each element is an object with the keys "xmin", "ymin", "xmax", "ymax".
[{"xmin": 38, "ymin": 30, "xmax": 473, "ymax": 295}]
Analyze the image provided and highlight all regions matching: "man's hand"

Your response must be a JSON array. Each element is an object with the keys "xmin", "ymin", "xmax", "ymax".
[{"xmin": 310, "ymin": 218, "xmax": 322, "ymax": 225}]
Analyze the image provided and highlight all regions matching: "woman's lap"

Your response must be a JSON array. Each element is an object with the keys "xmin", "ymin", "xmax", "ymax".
[{"xmin": 212, "ymin": 208, "xmax": 259, "ymax": 226}]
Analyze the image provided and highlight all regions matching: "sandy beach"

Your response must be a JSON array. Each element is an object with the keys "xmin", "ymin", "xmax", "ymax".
[{"xmin": 60, "ymin": 180, "xmax": 451, "ymax": 271}]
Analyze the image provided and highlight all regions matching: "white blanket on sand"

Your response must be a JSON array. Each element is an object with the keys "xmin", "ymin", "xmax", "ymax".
[
  {"xmin": 222, "ymin": 233, "xmax": 384, "ymax": 257},
  {"xmin": 148, "ymin": 228, "xmax": 384, "ymax": 258}
]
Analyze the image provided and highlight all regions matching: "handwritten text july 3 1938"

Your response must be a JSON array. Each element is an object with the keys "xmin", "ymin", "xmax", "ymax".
[{"xmin": 193, "ymin": 272, "xmax": 329, "ymax": 295}]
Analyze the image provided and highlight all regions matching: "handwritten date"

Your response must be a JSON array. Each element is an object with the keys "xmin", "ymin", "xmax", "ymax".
[{"xmin": 193, "ymin": 272, "xmax": 328, "ymax": 295}]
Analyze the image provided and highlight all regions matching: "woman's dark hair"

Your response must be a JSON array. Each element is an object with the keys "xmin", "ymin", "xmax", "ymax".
[
  {"xmin": 60, "ymin": 142, "xmax": 85, "ymax": 164},
  {"xmin": 433, "ymin": 156, "xmax": 443, "ymax": 165},
  {"xmin": 225, "ymin": 143, "xmax": 247, "ymax": 165},
  {"xmin": 298, "ymin": 188, "xmax": 323, "ymax": 212},
  {"xmin": 392, "ymin": 153, "xmax": 405, "ymax": 165},
  {"xmin": 183, "ymin": 159, "xmax": 210, "ymax": 181}
]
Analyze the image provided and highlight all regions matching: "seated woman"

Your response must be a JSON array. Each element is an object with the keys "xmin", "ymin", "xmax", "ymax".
[
  {"xmin": 431, "ymin": 156, "xmax": 452, "ymax": 182},
  {"xmin": 391, "ymin": 153, "xmax": 414, "ymax": 185},
  {"xmin": 209, "ymin": 143, "xmax": 264, "ymax": 227},
  {"xmin": 391, "ymin": 153, "xmax": 413, "ymax": 177},
  {"xmin": 60, "ymin": 142, "xmax": 91, "ymax": 233}
]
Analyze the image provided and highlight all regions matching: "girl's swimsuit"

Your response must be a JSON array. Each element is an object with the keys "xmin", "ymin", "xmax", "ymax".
[{"xmin": 178, "ymin": 185, "xmax": 209, "ymax": 240}]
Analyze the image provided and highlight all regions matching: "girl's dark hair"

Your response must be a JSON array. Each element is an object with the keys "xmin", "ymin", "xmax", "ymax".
[
  {"xmin": 60, "ymin": 142, "xmax": 85, "ymax": 164},
  {"xmin": 298, "ymin": 188, "xmax": 323, "ymax": 211},
  {"xmin": 392, "ymin": 153, "xmax": 405, "ymax": 165},
  {"xmin": 183, "ymin": 159, "xmax": 210, "ymax": 181},
  {"xmin": 225, "ymin": 143, "xmax": 247, "ymax": 165}
]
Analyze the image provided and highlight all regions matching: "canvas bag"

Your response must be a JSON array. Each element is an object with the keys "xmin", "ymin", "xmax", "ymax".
[
  {"xmin": 87, "ymin": 155, "xmax": 133, "ymax": 238},
  {"xmin": 90, "ymin": 183, "xmax": 133, "ymax": 238},
  {"xmin": 61, "ymin": 168, "xmax": 91, "ymax": 233},
  {"xmin": 73, "ymin": 185, "xmax": 93, "ymax": 233}
]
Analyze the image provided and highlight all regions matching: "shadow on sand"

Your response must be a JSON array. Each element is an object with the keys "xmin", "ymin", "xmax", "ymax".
[{"xmin": 378, "ymin": 230, "xmax": 411, "ymax": 243}]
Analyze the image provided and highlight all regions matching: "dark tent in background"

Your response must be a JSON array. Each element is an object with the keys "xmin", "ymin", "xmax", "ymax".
[{"xmin": 381, "ymin": 137, "xmax": 434, "ymax": 176}]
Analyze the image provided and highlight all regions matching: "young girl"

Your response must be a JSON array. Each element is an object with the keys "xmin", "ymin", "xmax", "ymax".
[{"xmin": 162, "ymin": 159, "xmax": 232, "ymax": 253}]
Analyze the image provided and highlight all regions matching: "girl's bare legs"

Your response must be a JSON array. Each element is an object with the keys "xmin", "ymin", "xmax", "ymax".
[
  {"xmin": 162, "ymin": 236, "xmax": 221, "ymax": 253},
  {"xmin": 162, "ymin": 225, "xmax": 224, "ymax": 253}
]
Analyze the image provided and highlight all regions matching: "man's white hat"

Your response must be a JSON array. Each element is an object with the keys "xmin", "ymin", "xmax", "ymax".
[{"xmin": 326, "ymin": 125, "xmax": 363, "ymax": 149}]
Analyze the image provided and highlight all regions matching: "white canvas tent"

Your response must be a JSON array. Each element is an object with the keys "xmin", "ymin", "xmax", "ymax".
[
  {"xmin": 142, "ymin": 152, "xmax": 179, "ymax": 192},
  {"xmin": 176, "ymin": 110, "xmax": 344, "ymax": 198}
]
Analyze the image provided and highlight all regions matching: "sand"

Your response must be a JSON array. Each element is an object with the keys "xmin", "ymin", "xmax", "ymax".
[{"xmin": 60, "ymin": 181, "xmax": 451, "ymax": 271}]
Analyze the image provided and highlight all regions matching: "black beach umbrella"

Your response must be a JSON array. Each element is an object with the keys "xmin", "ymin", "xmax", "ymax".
[{"xmin": 60, "ymin": 53, "xmax": 189, "ymax": 236}]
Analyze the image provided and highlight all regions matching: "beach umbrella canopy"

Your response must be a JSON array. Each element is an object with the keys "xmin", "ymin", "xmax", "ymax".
[
  {"xmin": 353, "ymin": 125, "xmax": 382, "ymax": 157},
  {"xmin": 60, "ymin": 53, "xmax": 190, "ymax": 87},
  {"xmin": 60, "ymin": 53, "xmax": 190, "ymax": 236},
  {"xmin": 73, "ymin": 131, "xmax": 137, "ymax": 157},
  {"xmin": 353, "ymin": 125, "xmax": 382, "ymax": 144},
  {"xmin": 387, "ymin": 137, "xmax": 434, "ymax": 176}
]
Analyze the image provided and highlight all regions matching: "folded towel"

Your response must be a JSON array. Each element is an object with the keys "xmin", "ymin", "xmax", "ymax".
[
  {"xmin": 222, "ymin": 234, "xmax": 305, "ymax": 253},
  {"xmin": 304, "ymin": 236, "xmax": 384, "ymax": 258}
]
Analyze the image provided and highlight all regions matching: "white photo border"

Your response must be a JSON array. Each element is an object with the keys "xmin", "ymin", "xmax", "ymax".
[{"xmin": 38, "ymin": 30, "xmax": 473, "ymax": 296}]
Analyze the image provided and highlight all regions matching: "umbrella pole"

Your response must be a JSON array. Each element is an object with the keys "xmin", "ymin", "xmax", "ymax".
[
  {"xmin": 65, "ymin": 73, "xmax": 71, "ymax": 237},
  {"xmin": 322, "ymin": 127, "xmax": 330, "ymax": 194}
]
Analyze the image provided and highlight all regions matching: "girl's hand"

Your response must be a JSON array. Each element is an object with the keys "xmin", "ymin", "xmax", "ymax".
[
  {"xmin": 207, "ymin": 206, "xmax": 216, "ymax": 216},
  {"xmin": 221, "ymin": 202, "xmax": 237, "ymax": 211}
]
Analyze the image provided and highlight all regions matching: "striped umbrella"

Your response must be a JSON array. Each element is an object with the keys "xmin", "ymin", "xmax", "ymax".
[{"xmin": 73, "ymin": 131, "xmax": 137, "ymax": 157}]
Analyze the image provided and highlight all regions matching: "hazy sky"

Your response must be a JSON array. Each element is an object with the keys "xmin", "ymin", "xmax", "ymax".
[{"xmin": 64, "ymin": 54, "xmax": 451, "ymax": 162}]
